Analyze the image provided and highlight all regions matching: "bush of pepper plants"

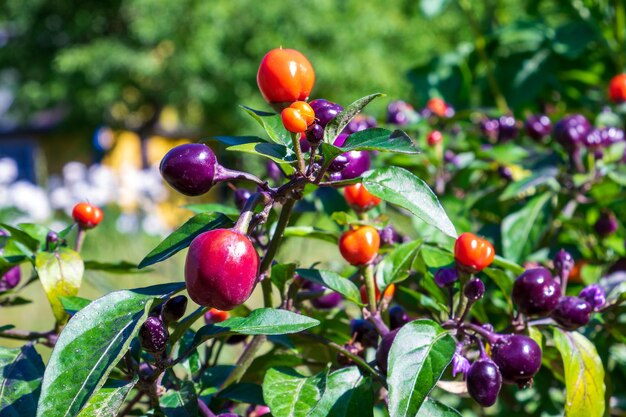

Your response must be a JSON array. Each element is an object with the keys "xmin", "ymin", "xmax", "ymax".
[{"xmin": 1, "ymin": 47, "xmax": 626, "ymax": 417}]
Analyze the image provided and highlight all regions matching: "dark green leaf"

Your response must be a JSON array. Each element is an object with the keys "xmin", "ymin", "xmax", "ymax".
[
  {"xmin": 160, "ymin": 380, "xmax": 198, "ymax": 417},
  {"xmin": 262, "ymin": 367, "xmax": 327, "ymax": 417},
  {"xmin": 283, "ymin": 227, "xmax": 339, "ymax": 244},
  {"xmin": 296, "ymin": 269, "xmax": 362, "ymax": 306},
  {"xmin": 501, "ymin": 193, "xmax": 552, "ymax": 263},
  {"xmin": 376, "ymin": 240, "xmax": 422, "ymax": 290},
  {"xmin": 194, "ymin": 308, "xmax": 319, "ymax": 345},
  {"xmin": 553, "ymin": 329, "xmax": 605, "ymax": 417},
  {"xmin": 0, "ymin": 224, "xmax": 40, "ymax": 252},
  {"xmin": 0, "ymin": 344, "xmax": 45, "ymax": 417},
  {"xmin": 308, "ymin": 366, "xmax": 373, "ymax": 417},
  {"xmin": 183, "ymin": 203, "xmax": 240, "ymax": 216},
  {"xmin": 417, "ymin": 398, "xmax": 462, "ymax": 416},
  {"xmin": 60, "ymin": 296, "xmax": 91, "ymax": 315},
  {"xmin": 387, "ymin": 320, "xmax": 456, "ymax": 417},
  {"xmin": 83, "ymin": 260, "xmax": 147, "ymax": 274},
  {"xmin": 218, "ymin": 382, "xmax": 265, "ymax": 405},
  {"xmin": 320, "ymin": 128, "xmax": 418, "ymax": 160},
  {"xmin": 226, "ymin": 142, "xmax": 296, "ymax": 166},
  {"xmin": 175, "ymin": 331, "xmax": 201, "ymax": 377},
  {"xmin": 76, "ymin": 378, "xmax": 137, "ymax": 417},
  {"xmin": 324, "ymin": 94, "xmax": 384, "ymax": 144},
  {"xmin": 482, "ymin": 268, "xmax": 514, "ymax": 304},
  {"xmin": 170, "ymin": 307, "xmax": 208, "ymax": 345},
  {"xmin": 271, "ymin": 263, "xmax": 297, "ymax": 297},
  {"xmin": 139, "ymin": 213, "xmax": 232, "ymax": 269},
  {"xmin": 362, "ymin": 167, "xmax": 457, "ymax": 238},
  {"xmin": 36, "ymin": 283, "xmax": 184, "ymax": 417},
  {"xmin": 242, "ymin": 106, "xmax": 290, "ymax": 146},
  {"xmin": 213, "ymin": 135, "xmax": 267, "ymax": 146}
]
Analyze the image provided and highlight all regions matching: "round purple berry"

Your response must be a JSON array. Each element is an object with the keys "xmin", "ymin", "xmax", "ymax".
[
  {"xmin": 512, "ymin": 268, "xmax": 561, "ymax": 316},
  {"xmin": 350, "ymin": 319, "xmax": 378, "ymax": 348},
  {"xmin": 498, "ymin": 115, "xmax": 518, "ymax": 141},
  {"xmin": 434, "ymin": 268, "xmax": 458, "ymax": 288},
  {"xmin": 340, "ymin": 151, "xmax": 371, "ymax": 179},
  {"xmin": 305, "ymin": 123, "xmax": 324, "ymax": 145},
  {"xmin": 480, "ymin": 118, "xmax": 500, "ymax": 141},
  {"xmin": 386, "ymin": 101, "xmax": 418, "ymax": 125},
  {"xmin": 306, "ymin": 282, "xmax": 342, "ymax": 309},
  {"xmin": 343, "ymin": 115, "xmax": 376, "ymax": 135},
  {"xmin": 328, "ymin": 154, "xmax": 349, "ymax": 173},
  {"xmin": 553, "ymin": 114, "xmax": 591, "ymax": 150},
  {"xmin": 525, "ymin": 114, "xmax": 552, "ymax": 140},
  {"xmin": 552, "ymin": 296, "xmax": 592, "ymax": 329},
  {"xmin": 464, "ymin": 278, "xmax": 485, "ymax": 301},
  {"xmin": 497, "ymin": 166, "xmax": 513, "ymax": 181},
  {"xmin": 579, "ymin": 284, "xmax": 606, "ymax": 311},
  {"xmin": 389, "ymin": 306, "xmax": 411, "ymax": 330},
  {"xmin": 0, "ymin": 266, "xmax": 21, "ymax": 291},
  {"xmin": 139, "ymin": 316, "xmax": 169, "ymax": 353},
  {"xmin": 266, "ymin": 161, "xmax": 282, "ymax": 182},
  {"xmin": 599, "ymin": 126, "xmax": 625, "ymax": 146},
  {"xmin": 379, "ymin": 226, "xmax": 401, "ymax": 246},
  {"xmin": 328, "ymin": 172, "xmax": 343, "ymax": 182},
  {"xmin": 375, "ymin": 328, "xmax": 398, "ymax": 374},
  {"xmin": 309, "ymin": 99, "xmax": 343, "ymax": 128},
  {"xmin": 467, "ymin": 358, "xmax": 502, "ymax": 407},
  {"xmin": 553, "ymin": 249, "xmax": 574, "ymax": 279},
  {"xmin": 160, "ymin": 143, "xmax": 218, "ymax": 196},
  {"xmin": 594, "ymin": 211, "xmax": 618, "ymax": 237},
  {"xmin": 161, "ymin": 295, "xmax": 188, "ymax": 324},
  {"xmin": 491, "ymin": 334, "xmax": 542, "ymax": 386}
]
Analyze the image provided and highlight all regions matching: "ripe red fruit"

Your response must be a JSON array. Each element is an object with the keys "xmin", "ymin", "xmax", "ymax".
[
  {"xmin": 289, "ymin": 101, "xmax": 315, "ymax": 125},
  {"xmin": 608, "ymin": 74, "xmax": 626, "ymax": 103},
  {"xmin": 185, "ymin": 229, "xmax": 259, "ymax": 310},
  {"xmin": 454, "ymin": 232, "xmax": 495, "ymax": 272},
  {"xmin": 344, "ymin": 183, "xmax": 381, "ymax": 211},
  {"xmin": 427, "ymin": 130, "xmax": 443, "ymax": 146},
  {"xmin": 426, "ymin": 98, "xmax": 448, "ymax": 117},
  {"xmin": 257, "ymin": 48, "xmax": 315, "ymax": 108},
  {"xmin": 339, "ymin": 226, "xmax": 380, "ymax": 266},
  {"xmin": 72, "ymin": 202, "xmax": 103, "ymax": 229},
  {"xmin": 205, "ymin": 308, "xmax": 230, "ymax": 324}
]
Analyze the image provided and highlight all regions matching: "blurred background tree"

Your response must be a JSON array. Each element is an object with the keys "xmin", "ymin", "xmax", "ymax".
[{"xmin": 0, "ymin": 0, "xmax": 624, "ymax": 152}]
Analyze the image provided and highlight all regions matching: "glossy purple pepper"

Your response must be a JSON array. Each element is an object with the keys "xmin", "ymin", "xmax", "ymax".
[
  {"xmin": 512, "ymin": 268, "xmax": 561, "ymax": 316},
  {"xmin": 552, "ymin": 296, "xmax": 592, "ymax": 329},
  {"xmin": 467, "ymin": 358, "xmax": 502, "ymax": 407},
  {"xmin": 525, "ymin": 114, "xmax": 552, "ymax": 140}
]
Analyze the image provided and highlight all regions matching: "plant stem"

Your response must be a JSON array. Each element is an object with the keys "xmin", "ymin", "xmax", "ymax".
[
  {"xmin": 299, "ymin": 332, "xmax": 387, "ymax": 387},
  {"xmin": 290, "ymin": 132, "xmax": 306, "ymax": 174},
  {"xmin": 197, "ymin": 399, "xmax": 217, "ymax": 417},
  {"xmin": 0, "ymin": 329, "xmax": 57, "ymax": 347},
  {"xmin": 260, "ymin": 198, "xmax": 296, "ymax": 307},
  {"xmin": 75, "ymin": 227, "xmax": 86, "ymax": 253},
  {"xmin": 220, "ymin": 335, "xmax": 267, "ymax": 390},
  {"xmin": 233, "ymin": 193, "xmax": 266, "ymax": 234},
  {"xmin": 119, "ymin": 391, "xmax": 143, "ymax": 416},
  {"xmin": 363, "ymin": 264, "xmax": 377, "ymax": 313}
]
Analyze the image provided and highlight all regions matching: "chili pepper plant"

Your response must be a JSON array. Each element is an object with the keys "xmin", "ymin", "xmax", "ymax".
[{"xmin": 1, "ymin": 48, "xmax": 625, "ymax": 417}]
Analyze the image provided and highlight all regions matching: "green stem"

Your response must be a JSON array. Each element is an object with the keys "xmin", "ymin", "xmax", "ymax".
[
  {"xmin": 299, "ymin": 332, "xmax": 387, "ymax": 387},
  {"xmin": 458, "ymin": 0, "xmax": 509, "ymax": 114},
  {"xmin": 220, "ymin": 335, "xmax": 267, "ymax": 390},
  {"xmin": 363, "ymin": 264, "xmax": 377, "ymax": 313},
  {"xmin": 290, "ymin": 132, "xmax": 306, "ymax": 174},
  {"xmin": 615, "ymin": 0, "xmax": 626, "ymax": 70}
]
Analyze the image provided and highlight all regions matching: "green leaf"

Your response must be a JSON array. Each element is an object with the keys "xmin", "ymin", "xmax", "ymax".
[
  {"xmin": 242, "ymin": 106, "xmax": 291, "ymax": 146},
  {"xmin": 194, "ymin": 308, "xmax": 319, "ymax": 344},
  {"xmin": 499, "ymin": 167, "xmax": 559, "ymax": 201},
  {"xmin": 362, "ymin": 167, "xmax": 457, "ymax": 238},
  {"xmin": 160, "ymin": 380, "xmax": 198, "ymax": 417},
  {"xmin": 36, "ymin": 282, "xmax": 184, "ymax": 417},
  {"xmin": 0, "ymin": 223, "xmax": 41, "ymax": 252},
  {"xmin": 296, "ymin": 269, "xmax": 362, "ymax": 306},
  {"xmin": 324, "ymin": 94, "xmax": 384, "ymax": 144},
  {"xmin": 387, "ymin": 319, "xmax": 456, "ymax": 417},
  {"xmin": 553, "ymin": 329, "xmax": 605, "ymax": 417},
  {"xmin": 262, "ymin": 367, "xmax": 327, "ymax": 417},
  {"xmin": 139, "ymin": 213, "xmax": 231, "ymax": 269},
  {"xmin": 83, "ymin": 260, "xmax": 147, "ymax": 274},
  {"xmin": 59, "ymin": 296, "xmax": 91, "ymax": 315},
  {"xmin": 501, "ymin": 193, "xmax": 552, "ymax": 263},
  {"xmin": 482, "ymin": 267, "xmax": 514, "ymax": 304},
  {"xmin": 35, "ymin": 248, "xmax": 84, "ymax": 323},
  {"xmin": 283, "ymin": 227, "xmax": 339, "ymax": 244},
  {"xmin": 308, "ymin": 366, "xmax": 373, "ymax": 417},
  {"xmin": 226, "ymin": 142, "xmax": 296, "ymax": 166},
  {"xmin": 175, "ymin": 330, "xmax": 201, "ymax": 377},
  {"xmin": 170, "ymin": 306, "xmax": 207, "ymax": 345},
  {"xmin": 213, "ymin": 135, "xmax": 268, "ymax": 146},
  {"xmin": 271, "ymin": 263, "xmax": 297, "ymax": 297},
  {"xmin": 376, "ymin": 240, "xmax": 422, "ymax": 290},
  {"xmin": 218, "ymin": 382, "xmax": 265, "ymax": 405},
  {"xmin": 76, "ymin": 378, "xmax": 137, "ymax": 417},
  {"xmin": 0, "ymin": 344, "xmax": 45, "ymax": 417},
  {"xmin": 417, "ymin": 398, "xmax": 462, "ymax": 416},
  {"xmin": 320, "ymin": 128, "xmax": 418, "ymax": 160},
  {"xmin": 183, "ymin": 203, "xmax": 240, "ymax": 216}
]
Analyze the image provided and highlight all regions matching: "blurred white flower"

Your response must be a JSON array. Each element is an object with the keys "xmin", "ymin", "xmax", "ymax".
[
  {"xmin": 63, "ymin": 162, "xmax": 87, "ymax": 184},
  {"xmin": 9, "ymin": 181, "xmax": 51, "ymax": 221},
  {"xmin": 0, "ymin": 158, "xmax": 18, "ymax": 184}
]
